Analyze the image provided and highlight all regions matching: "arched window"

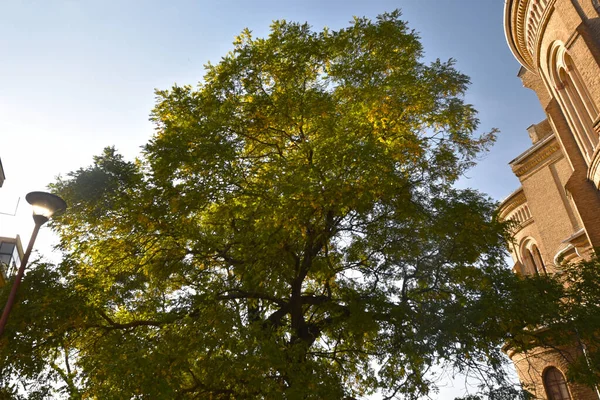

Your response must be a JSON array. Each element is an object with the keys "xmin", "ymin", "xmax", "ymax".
[
  {"xmin": 520, "ymin": 239, "xmax": 547, "ymax": 275},
  {"xmin": 531, "ymin": 244, "xmax": 547, "ymax": 274},
  {"xmin": 544, "ymin": 367, "xmax": 571, "ymax": 400},
  {"xmin": 548, "ymin": 43, "xmax": 599, "ymax": 162}
]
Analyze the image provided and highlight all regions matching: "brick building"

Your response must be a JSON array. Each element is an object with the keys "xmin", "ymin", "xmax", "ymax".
[
  {"xmin": 500, "ymin": 0, "xmax": 600, "ymax": 398},
  {"xmin": 0, "ymin": 236, "xmax": 22, "ymax": 287}
]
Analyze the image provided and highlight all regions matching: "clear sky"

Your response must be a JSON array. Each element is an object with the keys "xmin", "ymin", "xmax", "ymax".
[{"xmin": 0, "ymin": 1, "xmax": 544, "ymax": 397}]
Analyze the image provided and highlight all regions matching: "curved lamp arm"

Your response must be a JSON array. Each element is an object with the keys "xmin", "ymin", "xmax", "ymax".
[{"xmin": 0, "ymin": 192, "xmax": 66, "ymax": 336}]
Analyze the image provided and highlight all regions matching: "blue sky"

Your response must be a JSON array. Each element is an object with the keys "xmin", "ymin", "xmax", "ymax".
[
  {"xmin": 0, "ymin": 1, "xmax": 543, "ymax": 397},
  {"xmin": 0, "ymin": 1, "xmax": 545, "ymax": 204}
]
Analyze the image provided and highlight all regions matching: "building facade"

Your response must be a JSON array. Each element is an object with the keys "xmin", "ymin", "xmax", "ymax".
[
  {"xmin": 0, "ymin": 159, "xmax": 24, "ymax": 286},
  {"xmin": 500, "ymin": 0, "xmax": 600, "ymax": 398},
  {"xmin": 0, "ymin": 236, "xmax": 23, "ymax": 287}
]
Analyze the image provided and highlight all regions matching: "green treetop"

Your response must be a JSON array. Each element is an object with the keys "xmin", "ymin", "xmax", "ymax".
[{"xmin": 0, "ymin": 11, "xmax": 548, "ymax": 399}]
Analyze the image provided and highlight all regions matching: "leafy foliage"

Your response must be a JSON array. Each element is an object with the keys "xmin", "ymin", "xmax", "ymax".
[
  {"xmin": 500, "ymin": 254, "xmax": 600, "ymax": 392},
  {"xmin": 0, "ymin": 11, "xmax": 556, "ymax": 399}
]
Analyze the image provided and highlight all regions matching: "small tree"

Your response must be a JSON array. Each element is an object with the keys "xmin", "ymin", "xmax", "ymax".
[
  {"xmin": 503, "ymin": 255, "xmax": 600, "ymax": 392},
  {"xmin": 0, "ymin": 11, "xmax": 539, "ymax": 399}
]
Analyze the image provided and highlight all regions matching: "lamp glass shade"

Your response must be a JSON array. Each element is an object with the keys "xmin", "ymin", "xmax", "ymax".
[{"xmin": 25, "ymin": 192, "xmax": 67, "ymax": 218}]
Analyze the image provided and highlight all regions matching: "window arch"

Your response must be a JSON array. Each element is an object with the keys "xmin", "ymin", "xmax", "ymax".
[
  {"xmin": 530, "ymin": 244, "xmax": 547, "ymax": 274},
  {"xmin": 520, "ymin": 239, "xmax": 547, "ymax": 275},
  {"xmin": 544, "ymin": 367, "xmax": 572, "ymax": 400},
  {"xmin": 548, "ymin": 42, "xmax": 599, "ymax": 162}
]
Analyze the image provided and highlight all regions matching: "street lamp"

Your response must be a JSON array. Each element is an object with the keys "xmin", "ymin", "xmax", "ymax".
[{"xmin": 0, "ymin": 191, "xmax": 67, "ymax": 336}]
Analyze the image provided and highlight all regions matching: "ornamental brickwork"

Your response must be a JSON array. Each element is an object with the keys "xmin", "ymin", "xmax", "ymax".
[{"xmin": 501, "ymin": 0, "xmax": 600, "ymax": 398}]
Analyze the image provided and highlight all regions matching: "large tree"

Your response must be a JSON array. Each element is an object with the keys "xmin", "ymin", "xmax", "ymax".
[{"xmin": 0, "ymin": 11, "xmax": 541, "ymax": 399}]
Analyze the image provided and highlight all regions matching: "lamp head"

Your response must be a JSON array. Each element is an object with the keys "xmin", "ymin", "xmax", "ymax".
[{"xmin": 25, "ymin": 191, "xmax": 67, "ymax": 225}]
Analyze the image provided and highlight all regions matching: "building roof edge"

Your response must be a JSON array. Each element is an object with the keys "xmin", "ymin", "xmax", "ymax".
[
  {"xmin": 498, "ymin": 186, "xmax": 524, "ymax": 211},
  {"xmin": 504, "ymin": 0, "xmax": 536, "ymax": 72},
  {"xmin": 509, "ymin": 133, "xmax": 556, "ymax": 166}
]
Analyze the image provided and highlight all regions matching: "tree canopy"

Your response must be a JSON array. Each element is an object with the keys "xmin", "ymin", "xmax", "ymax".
[{"xmin": 0, "ymin": 11, "xmax": 567, "ymax": 399}]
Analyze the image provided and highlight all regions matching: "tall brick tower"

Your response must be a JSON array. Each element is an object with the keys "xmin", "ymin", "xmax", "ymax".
[{"xmin": 501, "ymin": 0, "xmax": 600, "ymax": 398}]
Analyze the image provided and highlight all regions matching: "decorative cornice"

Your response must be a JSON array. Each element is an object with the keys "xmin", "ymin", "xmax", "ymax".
[
  {"xmin": 510, "ymin": 133, "xmax": 555, "ymax": 165},
  {"xmin": 512, "ymin": 140, "xmax": 561, "ymax": 177},
  {"xmin": 499, "ymin": 189, "xmax": 527, "ymax": 218},
  {"xmin": 505, "ymin": 0, "xmax": 532, "ymax": 70},
  {"xmin": 504, "ymin": 0, "xmax": 555, "ymax": 71},
  {"xmin": 498, "ymin": 187, "xmax": 535, "ymax": 235}
]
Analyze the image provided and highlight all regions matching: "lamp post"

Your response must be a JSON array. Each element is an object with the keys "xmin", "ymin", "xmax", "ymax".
[{"xmin": 0, "ymin": 191, "xmax": 67, "ymax": 336}]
